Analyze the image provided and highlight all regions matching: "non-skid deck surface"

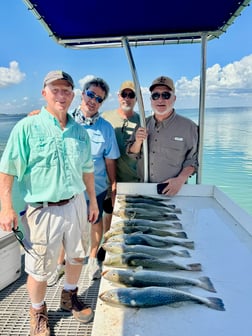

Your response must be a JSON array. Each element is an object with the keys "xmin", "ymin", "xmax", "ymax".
[{"xmin": 0, "ymin": 258, "xmax": 100, "ymax": 336}]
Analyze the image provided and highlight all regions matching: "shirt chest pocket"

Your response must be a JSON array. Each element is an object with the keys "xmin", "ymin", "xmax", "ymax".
[
  {"xmin": 29, "ymin": 136, "xmax": 58, "ymax": 167},
  {"xmin": 91, "ymin": 133, "xmax": 105, "ymax": 157},
  {"xmin": 160, "ymin": 139, "xmax": 186, "ymax": 165}
]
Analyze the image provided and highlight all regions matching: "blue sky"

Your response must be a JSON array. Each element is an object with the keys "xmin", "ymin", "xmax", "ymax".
[{"xmin": 0, "ymin": 1, "xmax": 252, "ymax": 114}]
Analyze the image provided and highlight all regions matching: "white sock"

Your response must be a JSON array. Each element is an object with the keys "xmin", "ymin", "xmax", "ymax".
[
  {"xmin": 32, "ymin": 301, "xmax": 45, "ymax": 310},
  {"xmin": 64, "ymin": 283, "xmax": 77, "ymax": 291}
]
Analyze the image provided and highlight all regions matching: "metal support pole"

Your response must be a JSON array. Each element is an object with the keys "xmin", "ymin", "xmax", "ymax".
[
  {"xmin": 197, "ymin": 32, "xmax": 207, "ymax": 184},
  {"xmin": 122, "ymin": 37, "xmax": 149, "ymax": 182}
]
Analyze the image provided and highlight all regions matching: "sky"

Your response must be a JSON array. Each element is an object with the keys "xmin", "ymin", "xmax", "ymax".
[{"xmin": 0, "ymin": 1, "xmax": 252, "ymax": 115}]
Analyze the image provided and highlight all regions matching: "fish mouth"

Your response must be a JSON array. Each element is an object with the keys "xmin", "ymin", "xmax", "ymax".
[
  {"xmin": 99, "ymin": 291, "xmax": 106, "ymax": 299},
  {"xmin": 101, "ymin": 269, "xmax": 109, "ymax": 276}
]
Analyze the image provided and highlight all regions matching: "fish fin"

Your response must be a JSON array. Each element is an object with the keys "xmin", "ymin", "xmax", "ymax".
[
  {"xmin": 133, "ymin": 266, "xmax": 143, "ymax": 272},
  {"xmin": 198, "ymin": 276, "xmax": 217, "ymax": 292},
  {"xmin": 177, "ymin": 249, "xmax": 191, "ymax": 258},
  {"xmin": 187, "ymin": 263, "xmax": 202, "ymax": 271},
  {"xmin": 169, "ymin": 302, "xmax": 184, "ymax": 308},
  {"xmin": 206, "ymin": 297, "xmax": 225, "ymax": 311}
]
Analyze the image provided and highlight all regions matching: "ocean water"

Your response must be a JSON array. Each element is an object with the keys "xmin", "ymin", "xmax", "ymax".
[{"xmin": 0, "ymin": 107, "xmax": 252, "ymax": 216}]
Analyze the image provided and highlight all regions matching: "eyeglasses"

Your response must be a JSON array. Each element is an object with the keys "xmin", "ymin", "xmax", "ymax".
[
  {"xmin": 121, "ymin": 119, "xmax": 129, "ymax": 133},
  {"xmin": 85, "ymin": 90, "xmax": 104, "ymax": 104},
  {"xmin": 151, "ymin": 92, "xmax": 172, "ymax": 100},
  {"xmin": 12, "ymin": 227, "xmax": 35, "ymax": 258},
  {"xmin": 121, "ymin": 91, "xmax": 136, "ymax": 99}
]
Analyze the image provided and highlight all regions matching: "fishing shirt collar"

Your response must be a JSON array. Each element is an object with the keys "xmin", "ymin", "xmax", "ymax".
[{"xmin": 72, "ymin": 106, "xmax": 100, "ymax": 125}]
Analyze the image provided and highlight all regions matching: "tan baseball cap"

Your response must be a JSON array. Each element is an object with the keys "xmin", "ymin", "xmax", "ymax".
[
  {"xmin": 149, "ymin": 76, "xmax": 175, "ymax": 92},
  {"xmin": 43, "ymin": 70, "xmax": 74, "ymax": 88},
  {"xmin": 119, "ymin": 80, "xmax": 135, "ymax": 92}
]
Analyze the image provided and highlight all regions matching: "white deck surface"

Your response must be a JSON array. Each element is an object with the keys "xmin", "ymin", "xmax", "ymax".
[{"xmin": 92, "ymin": 183, "xmax": 252, "ymax": 336}]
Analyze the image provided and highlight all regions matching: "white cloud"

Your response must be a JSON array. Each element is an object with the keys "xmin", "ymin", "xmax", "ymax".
[
  {"xmin": 0, "ymin": 61, "xmax": 26, "ymax": 88},
  {"xmin": 78, "ymin": 74, "xmax": 96, "ymax": 90},
  {"xmin": 173, "ymin": 54, "xmax": 252, "ymax": 108},
  {"xmin": 1, "ymin": 55, "xmax": 252, "ymax": 114}
]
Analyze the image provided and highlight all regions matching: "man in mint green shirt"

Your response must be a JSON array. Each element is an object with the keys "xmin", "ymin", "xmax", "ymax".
[{"xmin": 0, "ymin": 70, "xmax": 99, "ymax": 335}]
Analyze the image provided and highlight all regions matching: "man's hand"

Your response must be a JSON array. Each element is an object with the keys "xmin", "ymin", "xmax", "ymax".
[
  {"xmin": 88, "ymin": 200, "xmax": 99, "ymax": 224},
  {"xmin": 0, "ymin": 208, "xmax": 18, "ymax": 231},
  {"xmin": 161, "ymin": 176, "xmax": 185, "ymax": 196},
  {"xmin": 28, "ymin": 109, "xmax": 40, "ymax": 116}
]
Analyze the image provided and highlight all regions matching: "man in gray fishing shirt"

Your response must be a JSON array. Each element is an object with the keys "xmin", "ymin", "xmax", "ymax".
[{"xmin": 126, "ymin": 76, "xmax": 198, "ymax": 195}]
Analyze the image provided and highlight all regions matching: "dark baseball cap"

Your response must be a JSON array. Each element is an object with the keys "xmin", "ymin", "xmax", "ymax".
[
  {"xmin": 43, "ymin": 70, "xmax": 74, "ymax": 88},
  {"xmin": 149, "ymin": 76, "xmax": 175, "ymax": 92}
]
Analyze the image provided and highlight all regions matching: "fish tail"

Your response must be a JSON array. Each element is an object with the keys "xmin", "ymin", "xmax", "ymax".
[
  {"xmin": 172, "ymin": 222, "xmax": 183, "ymax": 229},
  {"xmin": 198, "ymin": 277, "xmax": 216, "ymax": 292},
  {"xmin": 176, "ymin": 249, "xmax": 191, "ymax": 258},
  {"xmin": 183, "ymin": 241, "xmax": 195, "ymax": 249},
  {"xmin": 206, "ymin": 297, "xmax": 225, "ymax": 311},
  {"xmin": 174, "ymin": 231, "xmax": 188, "ymax": 239},
  {"xmin": 187, "ymin": 263, "xmax": 202, "ymax": 271}
]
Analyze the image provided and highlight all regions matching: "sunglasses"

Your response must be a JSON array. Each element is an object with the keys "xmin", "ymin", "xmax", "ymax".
[
  {"xmin": 151, "ymin": 91, "xmax": 172, "ymax": 100},
  {"xmin": 121, "ymin": 91, "xmax": 136, "ymax": 99},
  {"xmin": 12, "ymin": 227, "xmax": 35, "ymax": 258},
  {"xmin": 121, "ymin": 119, "xmax": 129, "ymax": 133},
  {"xmin": 85, "ymin": 90, "xmax": 104, "ymax": 104}
]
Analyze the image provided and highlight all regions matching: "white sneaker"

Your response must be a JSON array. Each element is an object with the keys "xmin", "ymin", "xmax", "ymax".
[
  {"xmin": 88, "ymin": 257, "xmax": 101, "ymax": 280},
  {"xmin": 47, "ymin": 264, "xmax": 65, "ymax": 287}
]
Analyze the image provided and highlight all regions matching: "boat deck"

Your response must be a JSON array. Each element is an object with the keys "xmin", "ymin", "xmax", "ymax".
[
  {"xmin": 0, "ymin": 256, "xmax": 100, "ymax": 336},
  {"xmin": 92, "ymin": 183, "xmax": 252, "ymax": 336},
  {"xmin": 1, "ymin": 183, "xmax": 252, "ymax": 336}
]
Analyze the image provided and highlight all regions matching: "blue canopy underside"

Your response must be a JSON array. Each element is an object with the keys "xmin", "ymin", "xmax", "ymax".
[{"xmin": 23, "ymin": 0, "xmax": 251, "ymax": 49}]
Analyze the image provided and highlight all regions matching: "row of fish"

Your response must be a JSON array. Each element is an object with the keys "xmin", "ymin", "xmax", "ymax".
[{"xmin": 99, "ymin": 193, "xmax": 225, "ymax": 311}]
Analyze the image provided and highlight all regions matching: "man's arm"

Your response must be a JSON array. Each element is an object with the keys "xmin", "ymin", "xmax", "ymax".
[
  {"xmin": 0, "ymin": 172, "xmax": 18, "ymax": 231},
  {"xmin": 105, "ymin": 158, "xmax": 117, "ymax": 207},
  {"xmin": 83, "ymin": 172, "xmax": 99, "ymax": 224}
]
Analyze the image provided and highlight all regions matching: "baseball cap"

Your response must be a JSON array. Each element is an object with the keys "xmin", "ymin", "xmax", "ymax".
[
  {"xmin": 120, "ymin": 80, "xmax": 135, "ymax": 92},
  {"xmin": 43, "ymin": 70, "xmax": 74, "ymax": 88},
  {"xmin": 149, "ymin": 76, "xmax": 175, "ymax": 92}
]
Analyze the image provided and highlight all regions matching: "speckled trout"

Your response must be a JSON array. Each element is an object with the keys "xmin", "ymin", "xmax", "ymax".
[
  {"xmin": 102, "ymin": 242, "xmax": 191, "ymax": 258},
  {"xmin": 103, "ymin": 252, "xmax": 201, "ymax": 271},
  {"xmin": 113, "ymin": 208, "xmax": 179, "ymax": 221},
  {"xmin": 104, "ymin": 226, "xmax": 187, "ymax": 240},
  {"xmin": 102, "ymin": 268, "xmax": 216, "ymax": 292},
  {"xmin": 117, "ymin": 194, "xmax": 171, "ymax": 203},
  {"xmin": 114, "ymin": 219, "xmax": 183, "ymax": 230},
  {"xmin": 99, "ymin": 286, "xmax": 225, "ymax": 310},
  {"xmin": 118, "ymin": 202, "xmax": 182, "ymax": 213},
  {"xmin": 106, "ymin": 233, "xmax": 194, "ymax": 249}
]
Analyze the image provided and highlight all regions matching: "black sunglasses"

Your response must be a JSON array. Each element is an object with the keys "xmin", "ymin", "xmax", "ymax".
[
  {"xmin": 151, "ymin": 91, "xmax": 172, "ymax": 100},
  {"xmin": 121, "ymin": 119, "xmax": 129, "ymax": 133},
  {"xmin": 12, "ymin": 227, "xmax": 35, "ymax": 258},
  {"xmin": 121, "ymin": 91, "xmax": 136, "ymax": 99},
  {"xmin": 85, "ymin": 90, "xmax": 104, "ymax": 103}
]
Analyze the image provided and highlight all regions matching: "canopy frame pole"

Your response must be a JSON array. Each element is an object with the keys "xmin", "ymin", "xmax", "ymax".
[
  {"xmin": 122, "ymin": 37, "xmax": 149, "ymax": 182},
  {"xmin": 197, "ymin": 32, "xmax": 208, "ymax": 184}
]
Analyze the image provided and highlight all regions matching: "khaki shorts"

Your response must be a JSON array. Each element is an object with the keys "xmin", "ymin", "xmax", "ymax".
[{"xmin": 22, "ymin": 193, "xmax": 90, "ymax": 282}]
